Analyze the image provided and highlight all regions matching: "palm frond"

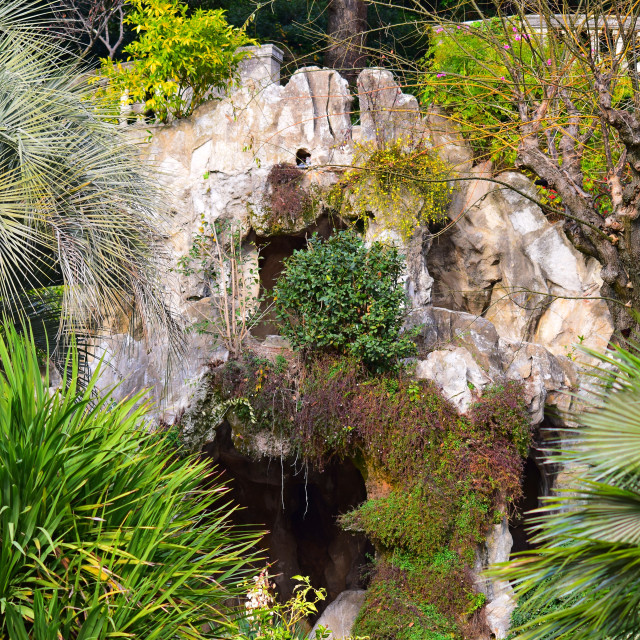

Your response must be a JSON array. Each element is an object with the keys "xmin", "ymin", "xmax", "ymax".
[
  {"xmin": 493, "ymin": 342, "xmax": 640, "ymax": 640},
  {"xmin": 0, "ymin": 3, "xmax": 183, "ymax": 357},
  {"xmin": 0, "ymin": 325, "xmax": 261, "ymax": 637}
]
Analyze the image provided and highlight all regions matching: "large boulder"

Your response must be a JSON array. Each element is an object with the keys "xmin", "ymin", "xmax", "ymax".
[
  {"xmin": 410, "ymin": 307, "xmax": 573, "ymax": 424},
  {"xmin": 428, "ymin": 169, "xmax": 614, "ymax": 360}
]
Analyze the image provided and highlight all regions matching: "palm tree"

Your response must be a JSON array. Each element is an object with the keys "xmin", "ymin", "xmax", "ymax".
[
  {"xmin": 0, "ymin": 1, "xmax": 181, "ymax": 362},
  {"xmin": 496, "ymin": 344, "xmax": 640, "ymax": 640}
]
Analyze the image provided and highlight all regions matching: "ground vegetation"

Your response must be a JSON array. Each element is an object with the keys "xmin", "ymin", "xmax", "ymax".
[
  {"xmin": 0, "ymin": 325, "xmax": 260, "ymax": 638},
  {"xmin": 212, "ymin": 352, "xmax": 531, "ymax": 640}
]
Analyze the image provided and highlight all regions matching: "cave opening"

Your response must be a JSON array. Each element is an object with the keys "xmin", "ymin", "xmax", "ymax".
[
  {"xmin": 509, "ymin": 456, "xmax": 544, "ymax": 554},
  {"xmin": 510, "ymin": 437, "xmax": 562, "ymax": 558},
  {"xmin": 203, "ymin": 422, "xmax": 372, "ymax": 615}
]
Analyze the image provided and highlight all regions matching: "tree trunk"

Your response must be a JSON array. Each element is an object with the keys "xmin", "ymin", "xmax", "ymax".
[{"xmin": 325, "ymin": 0, "xmax": 368, "ymax": 85}]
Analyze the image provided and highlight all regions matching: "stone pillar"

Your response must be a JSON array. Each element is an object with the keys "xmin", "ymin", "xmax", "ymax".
[{"xmin": 238, "ymin": 44, "xmax": 285, "ymax": 88}]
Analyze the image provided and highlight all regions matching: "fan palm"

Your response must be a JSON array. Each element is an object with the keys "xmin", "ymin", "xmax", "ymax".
[
  {"xmin": 496, "ymin": 344, "xmax": 640, "ymax": 640},
  {"xmin": 0, "ymin": 323, "xmax": 261, "ymax": 638},
  {"xmin": 0, "ymin": 1, "xmax": 181, "ymax": 359}
]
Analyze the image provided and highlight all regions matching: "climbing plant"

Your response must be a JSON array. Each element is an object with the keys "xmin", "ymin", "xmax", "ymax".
[
  {"xmin": 212, "ymin": 353, "xmax": 532, "ymax": 640},
  {"xmin": 331, "ymin": 141, "xmax": 454, "ymax": 239},
  {"xmin": 176, "ymin": 215, "xmax": 265, "ymax": 356}
]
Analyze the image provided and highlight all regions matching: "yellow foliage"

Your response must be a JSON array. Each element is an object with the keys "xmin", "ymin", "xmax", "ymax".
[{"xmin": 333, "ymin": 140, "xmax": 454, "ymax": 240}]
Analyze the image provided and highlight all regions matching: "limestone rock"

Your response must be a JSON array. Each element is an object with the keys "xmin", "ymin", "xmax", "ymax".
[
  {"xmin": 366, "ymin": 221, "xmax": 434, "ymax": 308},
  {"xmin": 415, "ymin": 347, "xmax": 491, "ymax": 413},
  {"xmin": 357, "ymin": 68, "xmax": 424, "ymax": 145},
  {"xmin": 428, "ymin": 169, "xmax": 614, "ymax": 359},
  {"xmin": 474, "ymin": 518, "xmax": 516, "ymax": 640},
  {"xmin": 410, "ymin": 307, "xmax": 574, "ymax": 424},
  {"xmin": 92, "ymin": 50, "xmax": 356, "ymax": 418},
  {"xmin": 311, "ymin": 590, "xmax": 367, "ymax": 640}
]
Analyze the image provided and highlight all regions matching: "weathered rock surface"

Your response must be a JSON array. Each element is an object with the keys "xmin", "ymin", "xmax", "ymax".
[
  {"xmin": 475, "ymin": 519, "xmax": 517, "ymax": 640},
  {"xmin": 311, "ymin": 590, "xmax": 367, "ymax": 640},
  {"xmin": 428, "ymin": 168, "xmax": 614, "ymax": 359},
  {"xmin": 91, "ymin": 46, "xmax": 616, "ymax": 639},
  {"xmin": 412, "ymin": 307, "xmax": 574, "ymax": 424},
  {"xmin": 96, "ymin": 47, "xmax": 609, "ymax": 430}
]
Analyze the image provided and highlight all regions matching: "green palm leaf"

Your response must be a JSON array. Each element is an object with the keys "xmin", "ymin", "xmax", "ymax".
[
  {"xmin": 494, "ymin": 342, "xmax": 640, "ymax": 639},
  {"xmin": 0, "ymin": 324, "xmax": 262, "ymax": 638}
]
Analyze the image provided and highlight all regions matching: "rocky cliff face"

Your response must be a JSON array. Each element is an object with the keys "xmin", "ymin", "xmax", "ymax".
[{"xmin": 92, "ymin": 46, "xmax": 614, "ymax": 639}]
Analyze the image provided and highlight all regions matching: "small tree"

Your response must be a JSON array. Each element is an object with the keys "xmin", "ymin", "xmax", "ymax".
[
  {"xmin": 273, "ymin": 231, "xmax": 416, "ymax": 372},
  {"xmin": 50, "ymin": 0, "xmax": 126, "ymax": 59},
  {"xmin": 177, "ymin": 216, "xmax": 264, "ymax": 356},
  {"xmin": 418, "ymin": 0, "xmax": 640, "ymax": 335},
  {"xmin": 95, "ymin": 0, "xmax": 255, "ymax": 122}
]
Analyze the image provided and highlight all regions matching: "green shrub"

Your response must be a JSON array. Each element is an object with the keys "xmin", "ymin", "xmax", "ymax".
[
  {"xmin": 273, "ymin": 231, "xmax": 416, "ymax": 372},
  {"xmin": 94, "ymin": 0, "xmax": 255, "ymax": 122},
  {"xmin": 0, "ymin": 324, "xmax": 260, "ymax": 638}
]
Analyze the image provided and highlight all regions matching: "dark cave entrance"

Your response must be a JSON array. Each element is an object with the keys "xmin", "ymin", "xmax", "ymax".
[
  {"xmin": 509, "ymin": 457, "xmax": 543, "ymax": 554},
  {"xmin": 509, "ymin": 444, "xmax": 556, "ymax": 555},
  {"xmin": 203, "ymin": 422, "xmax": 372, "ymax": 613},
  {"xmin": 251, "ymin": 215, "xmax": 340, "ymax": 339}
]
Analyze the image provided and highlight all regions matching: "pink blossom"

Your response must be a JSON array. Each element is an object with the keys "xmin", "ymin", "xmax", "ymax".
[
  {"xmin": 546, "ymin": 58, "xmax": 552, "ymax": 66},
  {"xmin": 500, "ymin": 76, "xmax": 506, "ymax": 81},
  {"xmin": 503, "ymin": 44, "xmax": 510, "ymax": 49},
  {"xmin": 457, "ymin": 25, "xmax": 462, "ymax": 29},
  {"xmin": 522, "ymin": 33, "xmax": 530, "ymax": 39},
  {"xmin": 513, "ymin": 26, "xmax": 518, "ymax": 32},
  {"xmin": 515, "ymin": 34, "xmax": 521, "ymax": 41},
  {"xmin": 436, "ymin": 72, "xmax": 446, "ymax": 78},
  {"xmin": 435, "ymin": 27, "xmax": 444, "ymax": 33}
]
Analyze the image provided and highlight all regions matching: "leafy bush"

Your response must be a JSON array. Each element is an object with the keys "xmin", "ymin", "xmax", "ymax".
[
  {"xmin": 0, "ymin": 325, "xmax": 260, "ymax": 638},
  {"xmin": 421, "ymin": 21, "xmax": 517, "ymax": 166},
  {"xmin": 421, "ymin": 19, "xmax": 621, "ymax": 214},
  {"xmin": 273, "ymin": 231, "xmax": 416, "ymax": 372},
  {"xmin": 95, "ymin": 0, "xmax": 255, "ymax": 122},
  {"xmin": 332, "ymin": 141, "xmax": 454, "ymax": 239}
]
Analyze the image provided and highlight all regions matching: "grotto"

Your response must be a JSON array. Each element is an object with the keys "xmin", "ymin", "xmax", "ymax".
[{"xmin": 89, "ymin": 43, "xmax": 614, "ymax": 640}]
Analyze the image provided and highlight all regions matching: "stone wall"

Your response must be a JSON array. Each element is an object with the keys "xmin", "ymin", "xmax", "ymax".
[{"xmin": 94, "ymin": 45, "xmax": 612, "ymax": 420}]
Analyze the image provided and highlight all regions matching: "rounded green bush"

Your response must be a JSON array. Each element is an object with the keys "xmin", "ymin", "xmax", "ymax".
[{"xmin": 273, "ymin": 231, "xmax": 416, "ymax": 372}]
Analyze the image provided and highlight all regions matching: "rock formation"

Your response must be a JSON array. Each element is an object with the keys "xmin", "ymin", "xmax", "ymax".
[{"xmin": 91, "ymin": 45, "xmax": 614, "ymax": 639}]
